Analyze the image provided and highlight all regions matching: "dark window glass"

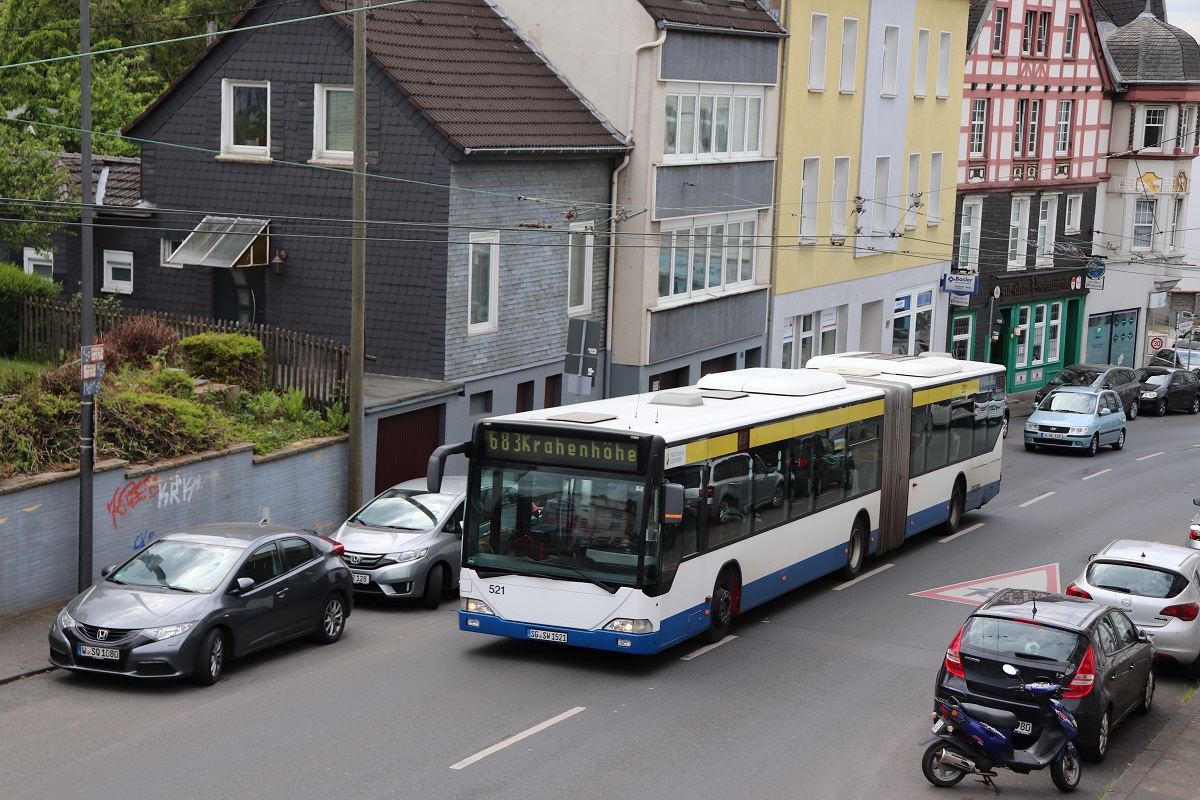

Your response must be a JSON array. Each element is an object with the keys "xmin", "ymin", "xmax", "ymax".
[
  {"xmin": 750, "ymin": 445, "xmax": 788, "ymax": 531},
  {"xmin": 964, "ymin": 616, "xmax": 1087, "ymax": 663},
  {"xmin": 706, "ymin": 455, "xmax": 752, "ymax": 546},
  {"xmin": 237, "ymin": 543, "xmax": 282, "ymax": 585},
  {"xmin": 280, "ymin": 538, "xmax": 316, "ymax": 571},
  {"xmin": 1086, "ymin": 562, "xmax": 1188, "ymax": 599},
  {"xmin": 847, "ymin": 417, "xmax": 881, "ymax": 496},
  {"xmin": 1108, "ymin": 611, "xmax": 1139, "ymax": 649},
  {"xmin": 657, "ymin": 467, "xmax": 703, "ymax": 593}
]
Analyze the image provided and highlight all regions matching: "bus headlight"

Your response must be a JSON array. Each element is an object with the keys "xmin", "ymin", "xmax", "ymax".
[
  {"xmin": 461, "ymin": 597, "xmax": 495, "ymax": 615},
  {"xmin": 603, "ymin": 618, "xmax": 653, "ymax": 634}
]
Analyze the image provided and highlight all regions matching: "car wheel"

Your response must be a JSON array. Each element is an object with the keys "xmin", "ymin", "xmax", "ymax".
[
  {"xmin": 1079, "ymin": 708, "xmax": 1109, "ymax": 763},
  {"xmin": 1112, "ymin": 428, "xmax": 1126, "ymax": 451},
  {"xmin": 1136, "ymin": 667, "xmax": 1155, "ymax": 715},
  {"xmin": 920, "ymin": 742, "xmax": 967, "ymax": 788},
  {"xmin": 1087, "ymin": 434, "xmax": 1099, "ymax": 457},
  {"xmin": 1127, "ymin": 401, "xmax": 1138, "ymax": 420},
  {"xmin": 1024, "ymin": 442, "xmax": 1037, "ymax": 452},
  {"xmin": 191, "ymin": 628, "xmax": 225, "ymax": 686},
  {"xmin": 700, "ymin": 568, "xmax": 738, "ymax": 643},
  {"xmin": 1190, "ymin": 396, "xmax": 1200, "ymax": 415},
  {"xmin": 314, "ymin": 594, "xmax": 347, "ymax": 643},
  {"xmin": 771, "ymin": 485, "xmax": 784, "ymax": 509},
  {"xmin": 841, "ymin": 516, "xmax": 867, "ymax": 580},
  {"xmin": 1156, "ymin": 398, "xmax": 1168, "ymax": 417},
  {"xmin": 1051, "ymin": 744, "xmax": 1082, "ymax": 792},
  {"xmin": 421, "ymin": 563, "xmax": 445, "ymax": 610}
]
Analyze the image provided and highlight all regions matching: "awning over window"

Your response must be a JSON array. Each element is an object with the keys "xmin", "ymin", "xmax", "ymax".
[{"xmin": 165, "ymin": 216, "xmax": 269, "ymax": 268}]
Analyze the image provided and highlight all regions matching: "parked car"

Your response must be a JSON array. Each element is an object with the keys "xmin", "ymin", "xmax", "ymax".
[
  {"xmin": 331, "ymin": 477, "xmax": 465, "ymax": 608},
  {"xmin": 1067, "ymin": 540, "xmax": 1200, "ymax": 678},
  {"xmin": 1148, "ymin": 346, "xmax": 1200, "ymax": 373},
  {"xmin": 48, "ymin": 523, "xmax": 353, "ymax": 685},
  {"xmin": 1024, "ymin": 386, "xmax": 1126, "ymax": 456},
  {"xmin": 1034, "ymin": 364, "xmax": 1141, "ymax": 420},
  {"xmin": 936, "ymin": 588, "xmax": 1155, "ymax": 763},
  {"xmin": 1133, "ymin": 366, "xmax": 1200, "ymax": 416}
]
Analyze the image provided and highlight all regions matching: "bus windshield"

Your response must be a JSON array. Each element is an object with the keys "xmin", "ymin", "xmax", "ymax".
[{"xmin": 466, "ymin": 466, "xmax": 649, "ymax": 589}]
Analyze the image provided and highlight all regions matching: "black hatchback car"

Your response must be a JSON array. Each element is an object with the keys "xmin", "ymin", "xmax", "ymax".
[
  {"xmin": 1034, "ymin": 364, "xmax": 1141, "ymax": 420},
  {"xmin": 935, "ymin": 589, "xmax": 1154, "ymax": 764},
  {"xmin": 49, "ymin": 523, "xmax": 354, "ymax": 685},
  {"xmin": 1133, "ymin": 366, "xmax": 1200, "ymax": 416}
]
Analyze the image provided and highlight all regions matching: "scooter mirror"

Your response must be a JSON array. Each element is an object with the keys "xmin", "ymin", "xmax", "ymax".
[
  {"xmin": 1002, "ymin": 664, "xmax": 1019, "ymax": 676},
  {"xmin": 1193, "ymin": 497, "xmax": 1200, "ymax": 506}
]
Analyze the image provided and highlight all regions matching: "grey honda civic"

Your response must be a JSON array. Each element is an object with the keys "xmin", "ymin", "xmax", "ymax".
[{"xmin": 48, "ymin": 523, "xmax": 353, "ymax": 685}]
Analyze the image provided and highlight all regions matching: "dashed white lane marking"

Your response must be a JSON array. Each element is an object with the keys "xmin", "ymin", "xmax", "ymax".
[
  {"xmin": 450, "ymin": 706, "xmax": 586, "ymax": 769},
  {"xmin": 833, "ymin": 563, "xmax": 894, "ymax": 591},
  {"xmin": 1136, "ymin": 452, "xmax": 1165, "ymax": 461},
  {"xmin": 940, "ymin": 522, "xmax": 984, "ymax": 543},
  {"xmin": 1019, "ymin": 491, "xmax": 1055, "ymax": 508},
  {"xmin": 680, "ymin": 635, "xmax": 738, "ymax": 661},
  {"xmin": 1082, "ymin": 469, "xmax": 1111, "ymax": 481}
]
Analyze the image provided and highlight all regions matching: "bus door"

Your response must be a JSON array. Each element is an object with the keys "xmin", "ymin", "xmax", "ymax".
[{"xmin": 656, "ymin": 466, "xmax": 706, "ymax": 634}]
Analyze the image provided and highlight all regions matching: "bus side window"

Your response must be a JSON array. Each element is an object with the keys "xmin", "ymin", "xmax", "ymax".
[
  {"xmin": 950, "ymin": 397, "xmax": 974, "ymax": 463},
  {"xmin": 848, "ymin": 417, "xmax": 881, "ymax": 496},
  {"xmin": 660, "ymin": 467, "xmax": 701, "ymax": 591},
  {"xmin": 911, "ymin": 406, "xmax": 929, "ymax": 475}
]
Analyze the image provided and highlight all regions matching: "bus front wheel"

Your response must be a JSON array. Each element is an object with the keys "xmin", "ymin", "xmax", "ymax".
[
  {"xmin": 701, "ymin": 569, "xmax": 738, "ymax": 643},
  {"xmin": 841, "ymin": 517, "xmax": 867, "ymax": 579}
]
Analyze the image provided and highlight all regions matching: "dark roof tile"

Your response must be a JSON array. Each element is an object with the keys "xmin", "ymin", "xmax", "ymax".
[
  {"xmin": 1105, "ymin": 10, "xmax": 1200, "ymax": 82},
  {"xmin": 56, "ymin": 153, "xmax": 141, "ymax": 207},
  {"xmin": 635, "ymin": 0, "xmax": 785, "ymax": 35}
]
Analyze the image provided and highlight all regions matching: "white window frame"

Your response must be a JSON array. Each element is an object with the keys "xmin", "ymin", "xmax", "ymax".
[
  {"xmin": 969, "ymin": 98, "xmax": 988, "ymax": 158},
  {"xmin": 882, "ymin": 25, "xmax": 900, "ymax": 97},
  {"xmin": 1036, "ymin": 11, "xmax": 1050, "ymax": 56},
  {"xmin": 1036, "ymin": 195, "xmax": 1058, "ymax": 264},
  {"xmin": 1064, "ymin": 14, "xmax": 1079, "ymax": 58},
  {"xmin": 809, "ymin": 13, "xmax": 828, "ymax": 91},
  {"xmin": 313, "ymin": 83, "xmax": 353, "ymax": 162},
  {"xmin": 567, "ymin": 222, "xmax": 594, "ymax": 315},
  {"xmin": 871, "ymin": 156, "xmax": 892, "ymax": 234},
  {"xmin": 1141, "ymin": 106, "xmax": 1168, "ymax": 151},
  {"xmin": 1008, "ymin": 196, "xmax": 1030, "ymax": 268},
  {"xmin": 1047, "ymin": 302, "xmax": 1062, "ymax": 362},
  {"xmin": 1132, "ymin": 199, "xmax": 1157, "ymax": 251},
  {"xmin": 663, "ymin": 83, "xmax": 764, "ymax": 162},
  {"xmin": 1170, "ymin": 197, "xmax": 1186, "ymax": 252},
  {"xmin": 102, "ymin": 249, "xmax": 134, "ymax": 295},
  {"xmin": 1028, "ymin": 99, "xmax": 1042, "ymax": 157},
  {"xmin": 1022, "ymin": 10, "xmax": 1035, "ymax": 55},
  {"xmin": 22, "ymin": 247, "xmax": 53, "ymax": 279},
  {"xmin": 1064, "ymin": 193, "xmax": 1082, "ymax": 234},
  {"xmin": 468, "ymin": 231, "xmax": 500, "ymax": 334},
  {"xmin": 914, "ymin": 29, "xmax": 929, "ymax": 99},
  {"xmin": 840, "ymin": 18, "xmax": 859, "ymax": 94},
  {"xmin": 220, "ymin": 79, "xmax": 270, "ymax": 159},
  {"xmin": 657, "ymin": 212, "xmax": 759, "ymax": 303},
  {"xmin": 905, "ymin": 153, "xmax": 921, "ymax": 230},
  {"xmin": 1014, "ymin": 99, "xmax": 1027, "ymax": 156},
  {"xmin": 992, "ymin": 7, "xmax": 1007, "ymax": 55},
  {"xmin": 1055, "ymin": 100, "xmax": 1073, "ymax": 156},
  {"xmin": 799, "ymin": 157, "xmax": 821, "ymax": 243},
  {"xmin": 1015, "ymin": 305, "xmax": 1030, "ymax": 367},
  {"xmin": 958, "ymin": 197, "xmax": 983, "ymax": 271},
  {"xmin": 893, "ymin": 287, "xmax": 935, "ymax": 356},
  {"xmin": 831, "ymin": 156, "xmax": 850, "ymax": 240},
  {"xmin": 1031, "ymin": 304, "xmax": 1047, "ymax": 366},
  {"xmin": 159, "ymin": 237, "xmax": 183, "ymax": 268},
  {"xmin": 927, "ymin": 152, "xmax": 943, "ymax": 225},
  {"xmin": 936, "ymin": 31, "xmax": 952, "ymax": 99},
  {"xmin": 951, "ymin": 314, "xmax": 973, "ymax": 360}
]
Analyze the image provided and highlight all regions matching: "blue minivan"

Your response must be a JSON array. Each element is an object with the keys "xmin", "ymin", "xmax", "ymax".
[{"xmin": 1024, "ymin": 386, "xmax": 1127, "ymax": 457}]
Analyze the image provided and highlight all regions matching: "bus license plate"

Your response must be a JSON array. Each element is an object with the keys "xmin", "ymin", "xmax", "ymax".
[
  {"xmin": 1017, "ymin": 721, "xmax": 1033, "ymax": 735},
  {"xmin": 528, "ymin": 629, "xmax": 567, "ymax": 643},
  {"xmin": 352, "ymin": 574, "xmax": 370, "ymax": 585},
  {"xmin": 78, "ymin": 645, "xmax": 119, "ymax": 660}
]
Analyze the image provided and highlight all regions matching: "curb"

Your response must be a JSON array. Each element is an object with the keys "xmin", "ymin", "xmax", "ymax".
[
  {"xmin": 1102, "ymin": 686, "xmax": 1199, "ymax": 799},
  {"xmin": 0, "ymin": 665, "xmax": 56, "ymax": 687}
]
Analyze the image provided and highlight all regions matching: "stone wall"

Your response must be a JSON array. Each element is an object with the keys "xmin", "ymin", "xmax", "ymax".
[{"xmin": 0, "ymin": 437, "xmax": 347, "ymax": 616}]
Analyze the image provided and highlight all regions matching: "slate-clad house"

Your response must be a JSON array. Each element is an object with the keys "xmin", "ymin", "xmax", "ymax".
[{"xmin": 8, "ymin": 0, "xmax": 630, "ymax": 500}]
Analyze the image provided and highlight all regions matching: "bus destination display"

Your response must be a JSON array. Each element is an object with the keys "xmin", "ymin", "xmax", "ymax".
[{"xmin": 482, "ymin": 428, "xmax": 640, "ymax": 473}]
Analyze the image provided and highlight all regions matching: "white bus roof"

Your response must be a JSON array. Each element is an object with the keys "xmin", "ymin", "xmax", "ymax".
[
  {"xmin": 488, "ymin": 368, "xmax": 885, "ymax": 446},
  {"xmin": 804, "ymin": 352, "xmax": 1003, "ymax": 390}
]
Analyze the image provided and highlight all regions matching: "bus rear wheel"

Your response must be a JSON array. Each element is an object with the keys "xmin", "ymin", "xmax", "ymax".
[
  {"xmin": 841, "ymin": 517, "xmax": 867, "ymax": 579},
  {"xmin": 701, "ymin": 569, "xmax": 738, "ymax": 643}
]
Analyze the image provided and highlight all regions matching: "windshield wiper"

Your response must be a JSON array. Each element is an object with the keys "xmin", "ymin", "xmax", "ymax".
[
  {"xmin": 106, "ymin": 577, "xmax": 127, "ymax": 585},
  {"xmin": 514, "ymin": 556, "xmax": 619, "ymax": 594},
  {"xmin": 1013, "ymin": 652, "xmax": 1057, "ymax": 662},
  {"xmin": 1096, "ymin": 584, "xmax": 1132, "ymax": 594},
  {"xmin": 161, "ymin": 583, "xmax": 201, "ymax": 593}
]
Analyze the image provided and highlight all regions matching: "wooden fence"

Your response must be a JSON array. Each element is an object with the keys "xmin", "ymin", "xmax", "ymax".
[{"xmin": 19, "ymin": 298, "xmax": 349, "ymax": 407}]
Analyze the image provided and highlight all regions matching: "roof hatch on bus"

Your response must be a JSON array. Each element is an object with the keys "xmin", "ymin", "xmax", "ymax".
[
  {"xmin": 806, "ymin": 353, "xmax": 964, "ymax": 378},
  {"xmin": 697, "ymin": 367, "xmax": 846, "ymax": 396}
]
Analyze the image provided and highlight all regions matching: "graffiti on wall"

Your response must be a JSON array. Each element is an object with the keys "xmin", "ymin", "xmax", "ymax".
[
  {"xmin": 106, "ymin": 472, "xmax": 205, "ymax": 529},
  {"xmin": 132, "ymin": 529, "xmax": 156, "ymax": 550}
]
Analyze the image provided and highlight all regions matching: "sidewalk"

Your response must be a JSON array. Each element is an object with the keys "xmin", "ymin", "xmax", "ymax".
[{"xmin": 0, "ymin": 604, "xmax": 59, "ymax": 686}]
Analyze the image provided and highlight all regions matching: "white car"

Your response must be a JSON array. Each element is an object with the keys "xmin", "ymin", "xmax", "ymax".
[{"xmin": 1067, "ymin": 540, "xmax": 1200, "ymax": 677}]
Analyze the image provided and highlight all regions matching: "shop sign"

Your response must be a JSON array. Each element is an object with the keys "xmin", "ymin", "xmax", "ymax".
[
  {"xmin": 948, "ymin": 293, "xmax": 970, "ymax": 308},
  {"xmin": 996, "ymin": 272, "xmax": 1086, "ymax": 301},
  {"xmin": 941, "ymin": 273, "xmax": 978, "ymax": 295}
]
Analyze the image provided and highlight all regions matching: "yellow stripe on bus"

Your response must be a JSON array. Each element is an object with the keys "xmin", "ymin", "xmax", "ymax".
[
  {"xmin": 685, "ymin": 433, "xmax": 739, "ymax": 463},
  {"xmin": 913, "ymin": 379, "xmax": 981, "ymax": 407},
  {"xmin": 748, "ymin": 399, "xmax": 885, "ymax": 446}
]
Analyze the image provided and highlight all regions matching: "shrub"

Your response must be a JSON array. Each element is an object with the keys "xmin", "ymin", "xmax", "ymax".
[
  {"xmin": 177, "ymin": 332, "xmax": 266, "ymax": 391},
  {"xmin": 244, "ymin": 390, "xmax": 282, "ymax": 422},
  {"xmin": 0, "ymin": 263, "xmax": 62, "ymax": 356},
  {"xmin": 40, "ymin": 360, "xmax": 83, "ymax": 396},
  {"xmin": 0, "ymin": 390, "xmax": 79, "ymax": 478},
  {"xmin": 100, "ymin": 315, "xmax": 179, "ymax": 369},
  {"xmin": 97, "ymin": 391, "xmax": 230, "ymax": 462},
  {"xmin": 323, "ymin": 401, "xmax": 349, "ymax": 433},
  {"xmin": 281, "ymin": 387, "xmax": 306, "ymax": 421},
  {"xmin": 147, "ymin": 368, "xmax": 194, "ymax": 399}
]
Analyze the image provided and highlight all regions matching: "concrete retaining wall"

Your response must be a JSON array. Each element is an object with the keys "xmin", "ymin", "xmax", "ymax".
[{"xmin": 0, "ymin": 437, "xmax": 348, "ymax": 616}]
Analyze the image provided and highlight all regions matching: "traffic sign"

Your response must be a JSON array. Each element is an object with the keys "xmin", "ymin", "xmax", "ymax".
[
  {"xmin": 1150, "ymin": 336, "xmax": 1165, "ymax": 352},
  {"xmin": 911, "ymin": 564, "xmax": 1060, "ymax": 606}
]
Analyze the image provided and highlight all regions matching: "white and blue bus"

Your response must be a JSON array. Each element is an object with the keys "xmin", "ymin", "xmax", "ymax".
[{"xmin": 428, "ymin": 353, "xmax": 1007, "ymax": 655}]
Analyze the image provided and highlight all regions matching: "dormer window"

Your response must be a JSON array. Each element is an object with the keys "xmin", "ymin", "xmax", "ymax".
[{"xmin": 1141, "ymin": 107, "xmax": 1167, "ymax": 151}]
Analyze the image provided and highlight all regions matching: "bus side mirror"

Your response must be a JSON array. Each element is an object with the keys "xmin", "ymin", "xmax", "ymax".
[
  {"xmin": 427, "ymin": 441, "xmax": 471, "ymax": 493},
  {"xmin": 662, "ymin": 483, "xmax": 685, "ymax": 525}
]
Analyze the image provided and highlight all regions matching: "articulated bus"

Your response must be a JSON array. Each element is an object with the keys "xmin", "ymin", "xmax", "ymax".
[{"xmin": 427, "ymin": 353, "xmax": 1007, "ymax": 655}]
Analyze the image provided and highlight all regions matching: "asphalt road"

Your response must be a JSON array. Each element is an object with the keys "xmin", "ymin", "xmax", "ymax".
[{"xmin": 3, "ymin": 411, "xmax": 1198, "ymax": 800}]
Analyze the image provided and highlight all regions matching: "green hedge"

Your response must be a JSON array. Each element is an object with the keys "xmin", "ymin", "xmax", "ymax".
[
  {"xmin": 0, "ymin": 263, "xmax": 62, "ymax": 356},
  {"xmin": 177, "ymin": 332, "xmax": 266, "ymax": 392}
]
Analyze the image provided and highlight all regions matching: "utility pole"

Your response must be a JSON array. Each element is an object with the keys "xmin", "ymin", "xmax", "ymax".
[
  {"xmin": 347, "ymin": 0, "xmax": 366, "ymax": 515},
  {"xmin": 78, "ymin": 0, "xmax": 95, "ymax": 593}
]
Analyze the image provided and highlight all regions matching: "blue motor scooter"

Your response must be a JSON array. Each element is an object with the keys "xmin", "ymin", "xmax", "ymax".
[{"xmin": 920, "ymin": 664, "xmax": 1082, "ymax": 794}]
